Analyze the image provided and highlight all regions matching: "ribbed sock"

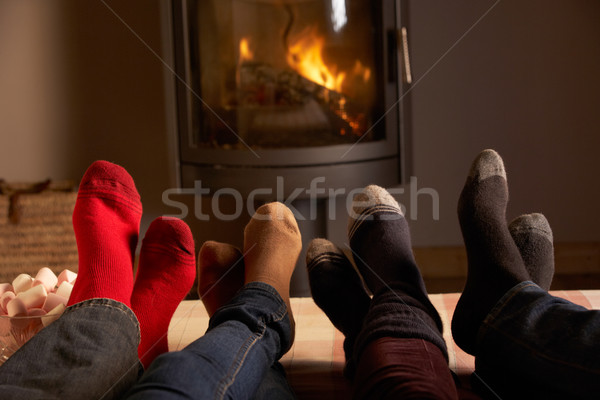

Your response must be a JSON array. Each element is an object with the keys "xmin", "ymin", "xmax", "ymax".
[
  {"xmin": 68, "ymin": 160, "xmax": 142, "ymax": 307},
  {"xmin": 243, "ymin": 202, "xmax": 302, "ymax": 347},
  {"xmin": 131, "ymin": 217, "xmax": 196, "ymax": 369},
  {"xmin": 452, "ymin": 149, "xmax": 530, "ymax": 355},
  {"xmin": 509, "ymin": 213, "xmax": 554, "ymax": 290},
  {"xmin": 348, "ymin": 185, "xmax": 435, "ymax": 311},
  {"xmin": 197, "ymin": 241, "xmax": 245, "ymax": 317},
  {"xmin": 306, "ymin": 238, "xmax": 370, "ymax": 377},
  {"xmin": 347, "ymin": 185, "xmax": 446, "ymax": 364}
]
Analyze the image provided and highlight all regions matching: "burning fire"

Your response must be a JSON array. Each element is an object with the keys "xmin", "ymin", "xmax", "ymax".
[
  {"xmin": 285, "ymin": 27, "xmax": 371, "ymax": 95},
  {"xmin": 238, "ymin": 27, "xmax": 371, "ymax": 96},
  {"xmin": 237, "ymin": 28, "xmax": 372, "ymax": 137},
  {"xmin": 239, "ymin": 38, "xmax": 254, "ymax": 63}
]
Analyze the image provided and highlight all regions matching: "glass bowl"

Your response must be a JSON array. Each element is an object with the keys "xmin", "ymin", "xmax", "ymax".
[{"xmin": 0, "ymin": 312, "xmax": 62, "ymax": 365}]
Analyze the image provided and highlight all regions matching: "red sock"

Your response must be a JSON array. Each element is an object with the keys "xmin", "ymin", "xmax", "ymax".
[
  {"xmin": 131, "ymin": 217, "xmax": 196, "ymax": 368},
  {"xmin": 68, "ymin": 161, "xmax": 142, "ymax": 307}
]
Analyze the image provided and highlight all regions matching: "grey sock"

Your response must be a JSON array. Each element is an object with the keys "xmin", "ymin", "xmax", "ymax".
[{"xmin": 509, "ymin": 213, "xmax": 554, "ymax": 290}]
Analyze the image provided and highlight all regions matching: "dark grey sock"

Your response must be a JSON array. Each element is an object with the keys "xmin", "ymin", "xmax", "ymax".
[
  {"xmin": 347, "ymin": 185, "xmax": 429, "ymax": 300},
  {"xmin": 452, "ymin": 149, "xmax": 531, "ymax": 356},
  {"xmin": 509, "ymin": 213, "xmax": 554, "ymax": 290},
  {"xmin": 306, "ymin": 238, "xmax": 370, "ymax": 378},
  {"xmin": 347, "ymin": 185, "xmax": 446, "ymax": 359}
]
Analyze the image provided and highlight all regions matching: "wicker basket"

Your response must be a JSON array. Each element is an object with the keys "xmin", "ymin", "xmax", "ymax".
[{"xmin": 0, "ymin": 180, "xmax": 78, "ymax": 283}]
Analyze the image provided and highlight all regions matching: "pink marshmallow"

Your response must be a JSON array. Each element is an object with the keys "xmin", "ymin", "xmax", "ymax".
[
  {"xmin": 16, "ymin": 285, "xmax": 47, "ymax": 309},
  {"xmin": 12, "ymin": 274, "xmax": 34, "ymax": 294},
  {"xmin": 7, "ymin": 298, "xmax": 30, "ymax": 330},
  {"xmin": 57, "ymin": 269, "xmax": 78, "ymax": 287},
  {"xmin": 42, "ymin": 293, "xmax": 68, "ymax": 312},
  {"xmin": 33, "ymin": 267, "xmax": 58, "ymax": 293},
  {"xmin": 28, "ymin": 308, "xmax": 47, "ymax": 317},
  {"xmin": 7, "ymin": 297, "xmax": 28, "ymax": 318},
  {"xmin": 55, "ymin": 281, "xmax": 73, "ymax": 300},
  {"xmin": 1, "ymin": 291, "xmax": 16, "ymax": 313},
  {"xmin": 42, "ymin": 303, "xmax": 66, "ymax": 327},
  {"xmin": 0, "ymin": 283, "xmax": 14, "ymax": 297},
  {"xmin": 28, "ymin": 308, "xmax": 47, "ymax": 330}
]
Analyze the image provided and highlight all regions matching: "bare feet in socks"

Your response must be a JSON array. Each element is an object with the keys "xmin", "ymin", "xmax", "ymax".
[
  {"xmin": 68, "ymin": 160, "xmax": 142, "ymax": 307},
  {"xmin": 243, "ymin": 202, "xmax": 302, "ymax": 339},
  {"xmin": 131, "ymin": 217, "xmax": 196, "ymax": 368},
  {"xmin": 306, "ymin": 238, "xmax": 370, "ymax": 376},
  {"xmin": 197, "ymin": 241, "xmax": 245, "ymax": 316},
  {"xmin": 509, "ymin": 213, "xmax": 554, "ymax": 290},
  {"xmin": 452, "ymin": 150, "xmax": 531, "ymax": 355}
]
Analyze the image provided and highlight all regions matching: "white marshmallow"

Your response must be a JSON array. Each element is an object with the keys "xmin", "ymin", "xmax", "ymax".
[
  {"xmin": 16, "ymin": 285, "xmax": 47, "ymax": 309},
  {"xmin": 55, "ymin": 281, "xmax": 73, "ymax": 300},
  {"xmin": 57, "ymin": 269, "xmax": 78, "ymax": 286},
  {"xmin": 1, "ymin": 291, "xmax": 16, "ymax": 313},
  {"xmin": 33, "ymin": 267, "xmax": 58, "ymax": 293},
  {"xmin": 42, "ymin": 303, "xmax": 66, "ymax": 327},
  {"xmin": 12, "ymin": 274, "xmax": 34, "ymax": 294},
  {"xmin": 42, "ymin": 293, "xmax": 68, "ymax": 312},
  {"xmin": 0, "ymin": 283, "xmax": 14, "ymax": 297}
]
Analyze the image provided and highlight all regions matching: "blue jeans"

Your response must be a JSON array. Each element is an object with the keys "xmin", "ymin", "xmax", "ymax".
[
  {"xmin": 474, "ymin": 281, "xmax": 600, "ymax": 399},
  {"xmin": 0, "ymin": 282, "xmax": 295, "ymax": 400}
]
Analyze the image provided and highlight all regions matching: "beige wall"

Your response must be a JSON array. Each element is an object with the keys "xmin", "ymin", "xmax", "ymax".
[{"xmin": 0, "ymin": 0, "xmax": 599, "ymax": 250}]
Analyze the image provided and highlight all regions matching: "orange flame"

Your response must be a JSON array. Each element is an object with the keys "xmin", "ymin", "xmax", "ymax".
[
  {"xmin": 239, "ymin": 38, "xmax": 254, "ymax": 62},
  {"xmin": 286, "ymin": 28, "xmax": 346, "ymax": 92}
]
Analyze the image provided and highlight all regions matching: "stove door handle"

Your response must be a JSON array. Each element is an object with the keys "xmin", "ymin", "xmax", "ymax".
[{"xmin": 398, "ymin": 27, "xmax": 413, "ymax": 85}]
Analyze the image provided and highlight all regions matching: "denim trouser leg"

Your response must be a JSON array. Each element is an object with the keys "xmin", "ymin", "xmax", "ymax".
[
  {"xmin": 474, "ymin": 281, "xmax": 600, "ymax": 399},
  {"xmin": 0, "ymin": 299, "xmax": 142, "ymax": 400},
  {"xmin": 125, "ymin": 282, "xmax": 294, "ymax": 400}
]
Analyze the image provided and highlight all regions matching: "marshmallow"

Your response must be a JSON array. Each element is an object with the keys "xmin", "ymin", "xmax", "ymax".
[
  {"xmin": 12, "ymin": 274, "xmax": 34, "ymax": 294},
  {"xmin": 55, "ymin": 281, "xmax": 73, "ymax": 300},
  {"xmin": 16, "ymin": 285, "xmax": 47, "ymax": 309},
  {"xmin": 0, "ymin": 283, "xmax": 14, "ymax": 297},
  {"xmin": 57, "ymin": 269, "xmax": 77, "ymax": 286},
  {"xmin": 42, "ymin": 293, "xmax": 68, "ymax": 313},
  {"xmin": 42, "ymin": 303, "xmax": 66, "ymax": 327},
  {"xmin": 28, "ymin": 308, "xmax": 47, "ymax": 330},
  {"xmin": 28, "ymin": 308, "xmax": 47, "ymax": 317},
  {"xmin": 33, "ymin": 267, "xmax": 58, "ymax": 293},
  {"xmin": 6, "ymin": 297, "xmax": 28, "ymax": 318},
  {"xmin": 1, "ymin": 291, "xmax": 16, "ymax": 313}
]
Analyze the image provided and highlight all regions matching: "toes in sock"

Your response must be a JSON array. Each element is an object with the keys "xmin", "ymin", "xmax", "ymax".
[
  {"xmin": 452, "ymin": 149, "xmax": 530, "ymax": 355},
  {"xmin": 197, "ymin": 241, "xmax": 245, "ymax": 316},
  {"xmin": 68, "ymin": 160, "xmax": 142, "ymax": 307},
  {"xmin": 509, "ymin": 213, "xmax": 554, "ymax": 291},
  {"xmin": 131, "ymin": 217, "xmax": 196, "ymax": 368},
  {"xmin": 243, "ymin": 202, "xmax": 302, "ymax": 347},
  {"xmin": 348, "ymin": 185, "xmax": 429, "ymax": 302},
  {"xmin": 306, "ymin": 238, "xmax": 370, "ymax": 370}
]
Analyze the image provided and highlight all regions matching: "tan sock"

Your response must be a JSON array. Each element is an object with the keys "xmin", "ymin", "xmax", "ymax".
[
  {"xmin": 243, "ymin": 202, "xmax": 301, "ymax": 336},
  {"xmin": 197, "ymin": 241, "xmax": 245, "ymax": 317}
]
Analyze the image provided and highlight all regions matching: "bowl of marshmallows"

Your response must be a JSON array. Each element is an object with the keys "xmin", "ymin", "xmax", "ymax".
[{"xmin": 0, "ymin": 267, "xmax": 77, "ymax": 364}]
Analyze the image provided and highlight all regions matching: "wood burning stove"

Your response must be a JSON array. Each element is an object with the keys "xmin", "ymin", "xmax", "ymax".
[{"xmin": 169, "ymin": 0, "xmax": 412, "ymax": 197}]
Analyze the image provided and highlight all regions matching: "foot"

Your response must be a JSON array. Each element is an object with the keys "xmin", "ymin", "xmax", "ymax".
[
  {"xmin": 68, "ymin": 161, "xmax": 142, "ymax": 307},
  {"xmin": 452, "ymin": 149, "xmax": 530, "ymax": 355},
  {"xmin": 509, "ymin": 213, "xmax": 554, "ymax": 290},
  {"xmin": 197, "ymin": 241, "xmax": 245, "ymax": 317},
  {"xmin": 306, "ymin": 238, "xmax": 370, "ymax": 377},
  {"xmin": 347, "ymin": 185, "xmax": 427, "ymax": 298},
  {"xmin": 243, "ymin": 202, "xmax": 301, "ymax": 342},
  {"xmin": 130, "ymin": 217, "xmax": 196, "ymax": 368}
]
